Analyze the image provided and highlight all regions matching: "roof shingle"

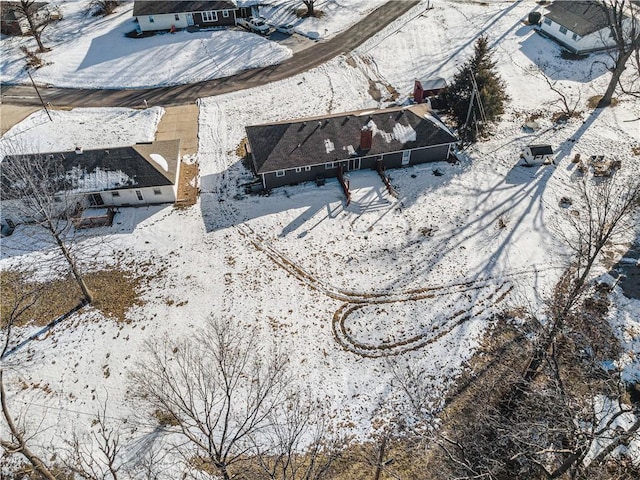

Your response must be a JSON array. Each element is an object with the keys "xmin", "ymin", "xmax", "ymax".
[
  {"xmin": 132, "ymin": 1, "xmax": 237, "ymax": 16},
  {"xmin": 246, "ymin": 104, "xmax": 458, "ymax": 174}
]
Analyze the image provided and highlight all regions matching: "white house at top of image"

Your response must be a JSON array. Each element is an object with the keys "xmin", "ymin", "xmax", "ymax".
[
  {"xmin": 539, "ymin": 1, "xmax": 634, "ymax": 54},
  {"xmin": 0, "ymin": 140, "xmax": 181, "ymax": 224},
  {"xmin": 133, "ymin": 1, "xmax": 259, "ymax": 33}
]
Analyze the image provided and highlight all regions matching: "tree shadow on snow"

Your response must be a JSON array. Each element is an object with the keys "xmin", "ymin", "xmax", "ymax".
[
  {"xmin": 0, "ymin": 205, "xmax": 166, "ymax": 261},
  {"xmin": 519, "ymin": 32, "xmax": 610, "ymax": 82}
]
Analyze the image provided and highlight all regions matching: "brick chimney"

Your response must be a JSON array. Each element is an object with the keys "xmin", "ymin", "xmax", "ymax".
[
  {"xmin": 414, "ymin": 80, "xmax": 424, "ymax": 104},
  {"xmin": 360, "ymin": 126, "xmax": 373, "ymax": 151}
]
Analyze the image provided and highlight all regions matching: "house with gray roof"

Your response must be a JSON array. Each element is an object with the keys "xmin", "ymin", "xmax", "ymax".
[
  {"xmin": 539, "ymin": 1, "xmax": 633, "ymax": 53},
  {"xmin": 133, "ymin": 1, "xmax": 255, "ymax": 32},
  {"xmin": 1, "ymin": 140, "xmax": 181, "ymax": 224},
  {"xmin": 245, "ymin": 104, "xmax": 459, "ymax": 190}
]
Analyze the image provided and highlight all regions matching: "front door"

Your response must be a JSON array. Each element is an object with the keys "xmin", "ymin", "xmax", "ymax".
[
  {"xmin": 135, "ymin": 190, "xmax": 144, "ymax": 203},
  {"xmin": 186, "ymin": 13, "xmax": 194, "ymax": 25},
  {"xmin": 349, "ymin": 158, "xmax": 361, "ymax": 170},
  {"xmin": 402, "ymin": 150, "xmax": 411, "ymax": 166}
]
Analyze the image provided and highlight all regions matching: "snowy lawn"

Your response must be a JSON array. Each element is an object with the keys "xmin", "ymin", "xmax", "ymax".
[
  {"xmin": 0, "ymin": 106, "xmax": 164, "ymax": 157},
  {"xmin": 1, "ymin": 0, "xmax": 639, "ymax": 469},
  {"xmin": 0, "ymin": 0, "xmax": 385, "ymax": 89}
]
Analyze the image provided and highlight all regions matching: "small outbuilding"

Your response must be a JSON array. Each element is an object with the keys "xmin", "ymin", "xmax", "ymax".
[
  {"xmin": 522, "ymin": 144, "xmax": 554, "ymax": 166},
  {"xmin": 413, "ymin": 78, "xmax": 448, "ymax": 105}
]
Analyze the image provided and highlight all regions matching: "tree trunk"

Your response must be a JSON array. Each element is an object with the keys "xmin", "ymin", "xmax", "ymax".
[
  {"xmin": 0, "ymin": 371, "xmax": 58, "ymax": 480},
  {"xmin": 52, "ymin": 230, "xmax": 94, "ymax": 304},
  {"xmin": 21, "ymin": 1, "xmax": 47, "ymax": 53},
  {"xmin": 599, "ymin": 48, "xmax": 634, "ymax": 107},
  {"xmin": 304, "ymin": 1, "xmax": 315, "ymax": 17}
]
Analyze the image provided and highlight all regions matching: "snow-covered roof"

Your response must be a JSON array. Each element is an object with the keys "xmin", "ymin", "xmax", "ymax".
[
  {"xmin": 0, "ymin": 140, "xmax": 180, "ymax": 197},
  {"xmin": 246, "ymin": 104, "xmax": 458, "ymax": 174},
  {"xmin": 545, "ymin": 1, "xmax": 616, "ymax": 36}
]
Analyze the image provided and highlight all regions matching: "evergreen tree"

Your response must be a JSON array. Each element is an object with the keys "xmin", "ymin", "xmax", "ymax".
[{"xmin": 444, "ymin": 35, "xmax": 509, "ymax": 144}]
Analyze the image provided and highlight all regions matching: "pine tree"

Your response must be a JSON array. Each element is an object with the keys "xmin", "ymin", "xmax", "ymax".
[{"xmin": 444, "ymin": 36, "xmax": 509, "ymax": 144}]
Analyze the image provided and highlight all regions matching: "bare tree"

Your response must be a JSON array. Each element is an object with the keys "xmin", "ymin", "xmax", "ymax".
[
  {"xmin": 303, "ymin": 1, "xmax": 316, "ymax": 17},
  {"xmin": 532, "ymin": 63, "xmax": 582, "ymax": 119},
  {"xmin": 0, "ymin": 270, "xmax": 43, "ymax": 359},
  {"xmin": 64, "ymin": 399, "xmax": 123, "ymax": 480},
  {"xmin": 432, "ymin": 174, "xmax": 640, "ymax": 479},
  {"xmin": 248, "ymin": 393, "xmax": 344, "ymax": 480},
  {"xmin": 0, "ymin": 370, "xmax": 57, "ymax": 480},
  {"xmin": 88, "ymin": 0, "xmax": 122, "ymax": 16},
  {"xmin": 1, "ymin": 153, "xmax": 94, "ymax": 303},
  {"xmin": 131, "ymin": 317, "xmax": 290, "ymax": 480},
  {"xmin": 13, "ymin": 0, "xmax": 55, "ymax": 53},
  {"xmin": 557, "ymin": 175, "xmax": 640, "ymax": 307},
  {"xmin": 597, "ymin": 0, "xmax": 640, "ymax": 107}
]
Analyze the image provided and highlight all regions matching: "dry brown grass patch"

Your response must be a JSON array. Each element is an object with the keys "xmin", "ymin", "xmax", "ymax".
[
  {"xmin": 1, "ymin": 265, "xmax": 147, "ymax": 326},
  {"xmin": 175, "ymin": 159, "xmax": 199, "ymax": 207},
  {"xmin": 587, "ymin": 95, "xmax": 619, "ymax": 108}
]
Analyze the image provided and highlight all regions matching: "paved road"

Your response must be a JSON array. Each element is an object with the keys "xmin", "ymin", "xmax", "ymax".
[{"xmin": 0, "ymin": 1, "xmax": 419, "ymax": 108}]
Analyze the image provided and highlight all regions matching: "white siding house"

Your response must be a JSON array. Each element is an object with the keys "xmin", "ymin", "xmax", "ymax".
[
  {"xmin": 539, "ymin": 1, "xmax": 635, "ymax": 54},
  {"xmin": 133, "ymin": 1, "xmax": 238, "ymax": 33},
  {"xmin": 1, "ymin": 140, "xmax": 181, "ymax": 225}
]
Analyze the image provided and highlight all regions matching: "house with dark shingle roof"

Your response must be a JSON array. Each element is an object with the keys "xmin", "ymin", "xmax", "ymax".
[
  {"xmin": 1, "ymin": 140, "xmax": 181, "ymax": 224},
  {"xmin": 539, "ymin": 1, "xmax": 633, "ymax": 53},
  {"xmin": 245, "ymin": 104, "xmax": 459, "ymax": 190},
  {"xmin": 133, "ymin": 1, "xmax": 254, "ymax": 32}
]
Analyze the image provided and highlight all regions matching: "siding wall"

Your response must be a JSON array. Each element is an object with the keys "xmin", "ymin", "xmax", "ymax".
[
  {"xmin": 260, "ymin": 143, "xmax": 454, "ymax": 189},
  {"xmin": 138, "ymin": 13, "xmax": 188, "ymax": 31},
  {"xmin": 539, "ymin": 17, "xmax": 628, "ymax": 53},
  {"xmin": 138, "ymin": 10, "xmax": 236, "ymax": 32},
  {"xmin": 1, "ymin": 186, "xmax": 177, "ymax": 224},
  {"xmin": 95, "ymin": 185, "xmax": 177, "ymax": 207}
]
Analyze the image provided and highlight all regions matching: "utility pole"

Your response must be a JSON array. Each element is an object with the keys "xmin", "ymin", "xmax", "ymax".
[{"xmin": 27, "ymin": 70, "xmax": 52, "ymax": 122}]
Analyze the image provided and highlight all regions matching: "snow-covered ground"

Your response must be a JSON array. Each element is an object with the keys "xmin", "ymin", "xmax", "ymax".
[
  {"xmin": 0, "ymin": 107, "xmax": 164, "ymax": 156},
  {"xmin": 1, "ymin": 0, "xmax": 639, "ymax": 471},
  {"xmin": 0, "ymin": 0, "xmax": 385, "ymax": 88}
]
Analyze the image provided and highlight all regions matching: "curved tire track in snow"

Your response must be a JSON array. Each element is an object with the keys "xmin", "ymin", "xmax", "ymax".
[
  {"xmin": 332, "ymin": 282, "xmax": 513, "ymax": 358},
  {"xmin": 234, "ymin": 222, "xmax": 551, "ymax": 357}
]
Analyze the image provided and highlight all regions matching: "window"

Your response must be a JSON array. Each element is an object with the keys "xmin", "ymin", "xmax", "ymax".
[
  {"xmin": 111, "ymin": 191, "xmax": 120, "ymax": 197},
  {"xmin": 304, "ymin": 166, "xmax": 312, "ymax": 172},
  {"xmin": 572, "ymin": 33, "xmax": 579, "ymax": 41},
  {"xmin": 222, "ymin": 10, "xmax": 229, "ymax": 18},
  {"xmin": 136, "ymin": 190, "xmax": 143, "ymax": 201},
  {"xmin": 543, "ymin": 17, "xmax": 552, "ymax": 26},
  {"xmin": 202, "ymin": 11, "xmax": 218, "ymax": 22},
  {"xmin": 148, "ymin": 16, "xmax": 154, "ymax": 23},
  {"xmin": 295, "ymin": 167, "xmax": 302, "ymax": 173},
  {"xmin": 559, "ymin": 25, "xmax": 567, "ymax": 35},
  {"xmin": 276, "ymin": 170, "xmax": 285, "ymax": 177},
  {"xmin": 153, "ymin": 188, "xmax": 162, "ymax": 195},
  {"xmin": 325, "ymin": 162, "xmax": 335, "ymax": 169},
  {"xmin": 174, "ymin": 14, "xmax": 180, "ymax": 21}
]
